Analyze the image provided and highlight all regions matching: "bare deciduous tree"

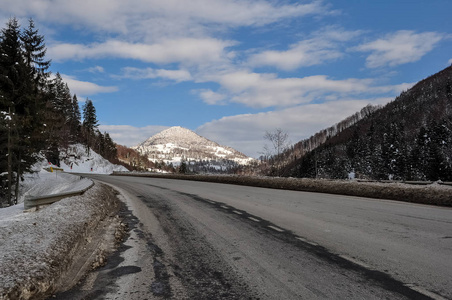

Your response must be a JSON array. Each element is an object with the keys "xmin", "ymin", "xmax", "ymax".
[{"xmin": 263, "ymin": 128, "xmax": 290, "ymax": 176}]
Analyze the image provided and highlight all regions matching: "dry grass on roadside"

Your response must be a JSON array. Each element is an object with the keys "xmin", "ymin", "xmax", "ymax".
[{"xmin": 112, "ymin": 172, "xmax": 452, "ymax": 207}]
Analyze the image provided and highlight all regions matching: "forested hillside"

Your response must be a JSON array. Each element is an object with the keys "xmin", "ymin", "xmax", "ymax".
[
  {"xmin": 281, "ymin": 65, "xmax": 452, "ymax": 181},
  {"xmin": 0, "ymin": 18, "xmax": 117, "ymax": 206},
  {"xmin": 116, "ymin": 144, "xmax": 161, "ymax": 171}
]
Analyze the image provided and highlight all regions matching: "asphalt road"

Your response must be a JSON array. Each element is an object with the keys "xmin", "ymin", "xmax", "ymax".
[{"xmin": 57, "ymin": 175, "xmax": 452, "ymax": 299}]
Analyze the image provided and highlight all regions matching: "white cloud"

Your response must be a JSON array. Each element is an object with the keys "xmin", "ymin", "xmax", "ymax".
[
  {"xmin": 448, "ymin": 58, "xmax": 452, "ymax": 65},
  {"xmin": 121, "ymin": 67, "xmax": 193, "ymax": 82},
  {"xmin": 192, "ymin": 66, "xmax": 414, "ymax": 108},
  {"xmin": 87, "ymin": 66, "xmax": 105, "ymax": 73},
  {"xmin": 2, "ymin": 0, "xmax": 330, "ymax": 41},
  {"xmin": 197, "ymin": 97, "xmax": 393, "ymax": 157},
  {"xmin": 249, "ymin": 28, "xmax": 361, "ymax": 70},
  {"xmin": 177, "ymin": 0, "xmax": 327, "ymax": 27},
  {"xmin": 48, "ymin": 38, "xmax": 235, "ymax": 66},
  {"xmin": 211, "ymin": 70, "xmax": 383, "ymax": 108},
  {"xmin": 355, "ymin": 30, "xmax": 443, "ymax": 68},
  {"xmin": 194, "ymin": 89, "xmax": 227, "ymax": 105},
  {"xmin": 61, "ymin": 74, "xmax": 118, "ymax": 97},
  {"xmin": 155, "ymin": 69, "xmax": 193, "ymax": 82},
  {"xmin": 98, "ymin": 125, "xmax": 169, "ymax": 146}
]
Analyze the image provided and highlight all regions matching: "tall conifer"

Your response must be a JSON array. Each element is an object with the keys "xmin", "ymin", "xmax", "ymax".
[
  {"xmin": 82, "ymin": 99, "xmax": 98, "ymax": 155},
  {"xmin": 0, "ymin": 18, "xmax": 28, "ymax": 204}
]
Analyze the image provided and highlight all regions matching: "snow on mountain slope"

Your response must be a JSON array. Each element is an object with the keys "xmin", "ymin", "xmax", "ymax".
[{"xmin": 133, "ymin": 126, "xmax": 254, "ymax": 167}]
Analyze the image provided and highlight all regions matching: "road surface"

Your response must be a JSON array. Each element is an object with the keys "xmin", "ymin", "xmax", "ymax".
[{"xmin": 56, "ymin": 175, "xmax": 452, "ymax": 299}]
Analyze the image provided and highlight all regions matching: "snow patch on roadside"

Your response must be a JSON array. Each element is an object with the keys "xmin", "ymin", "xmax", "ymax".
[
  {"xmin": 0, "ymin": 184, "xmax": 120, "ymax": 299},
  {"xmin": 0, "ymin": 144, "xmax": 127, "ymax": 298},
  {"xmin": 0, "ymin": 203, "xmax": 25, "ymax": 221}
]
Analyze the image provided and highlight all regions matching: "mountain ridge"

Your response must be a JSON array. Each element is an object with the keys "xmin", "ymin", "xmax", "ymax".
[{"xmin": 280, "ymin": 65, "xmax": 452, "ymax": 180}]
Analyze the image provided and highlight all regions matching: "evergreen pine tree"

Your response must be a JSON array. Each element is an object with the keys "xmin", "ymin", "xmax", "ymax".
[
  {"xmin": 103, "ymin": 132, "xmax": 117, "ymax": 161},
  {"xmin": 93, "ymin": 129, "xmax": 103, "ymax": 155},
  {"xmin": 427, "ymin": 119, "xmax": 450, "ymax": 180},
  {"xmin": 44, "ymin": 72, "xmax": 72, "ymax": 161},
  {"xmin": 19, "ymin": 18, "xmax": 50, "ymax": 170},
  {"xmin": 412, "ymin": 126, "xmax": 428, "ymax": 180},
  {"xmin": 0, "ymin": 18, "xmax": 31, "ymax": 204},
  {"xmin": 82, "ymin": 99, "xmax": 98, "ymax": 155},
  {"xmin": 20, "ymin": 18, "xmax": 51, "ymax": 87},
  {"xmin": 69, "ymin": 94, "xmax": 81, "ymax": 143},
  {"xmin": 179, "ymin": 160, "xmax": 187, "ymax": 174}
]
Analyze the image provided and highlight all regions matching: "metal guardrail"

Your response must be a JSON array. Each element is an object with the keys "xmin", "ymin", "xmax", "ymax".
[{"xmin": 24, "ymin": 180, "xmax": 95, "ymax": 210}]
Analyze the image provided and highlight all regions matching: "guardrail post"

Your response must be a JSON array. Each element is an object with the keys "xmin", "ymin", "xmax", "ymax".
[{"xmin": 24, "ymin": 195, "xmax": 36, "ymax": 210}]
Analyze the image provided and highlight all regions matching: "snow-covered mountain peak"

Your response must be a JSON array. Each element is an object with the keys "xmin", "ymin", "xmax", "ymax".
[
  {"xmin": 133, "ymin": 126, "xmax": 254, "ymax": 171},
  {"xmin": 140, "ymin": 126, "xmax": 213, "ymax": 148}
]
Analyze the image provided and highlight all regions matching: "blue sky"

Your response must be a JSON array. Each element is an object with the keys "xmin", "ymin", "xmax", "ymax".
[{"xmin": 1, "ymin": 0, "xmax": 451, "ymax": 157}]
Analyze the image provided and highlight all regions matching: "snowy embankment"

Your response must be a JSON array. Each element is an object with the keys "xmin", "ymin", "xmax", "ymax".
[
  {"xmin": 19, "ymin": 172, "xmax": 92, "ymax": 202},
  {"xmin": 0, "ymin": 184, "xmax": 121, "ymax": 300},
  {"xmin": 0, "ymin": 144, "xmax": 128, "ymax": 299},
  {"xmin": 2, "ymin": 143, "xmax": 127, "ymax": 212},
  {"xmin": 59, "ymin": 144, "xmax": 128, "ymax": 174},
  {"xmin": 0, "ymin": 171, "xmax": 92, "ymax": 221}
]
